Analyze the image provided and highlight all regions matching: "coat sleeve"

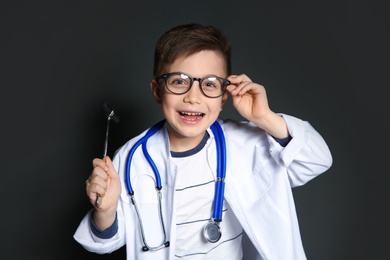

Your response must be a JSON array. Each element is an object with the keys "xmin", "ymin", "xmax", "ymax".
[
  {"xmin": 267, "ymin": 113, "xmax": 333, "ymax": 187},
  {"xmin": 73, "ymin": 206, "xmax": 126, "ymax": 254}
]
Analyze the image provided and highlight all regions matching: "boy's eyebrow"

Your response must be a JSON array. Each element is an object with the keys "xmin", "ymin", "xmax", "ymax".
[{"xmin": 168, "ymin": 71, "xmax": 228, "ymax": 78}]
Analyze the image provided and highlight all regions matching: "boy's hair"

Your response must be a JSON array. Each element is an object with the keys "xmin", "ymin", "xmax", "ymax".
[{"xmin": 153, "ymin": 23, "xmax": 231, "ymax": 78}]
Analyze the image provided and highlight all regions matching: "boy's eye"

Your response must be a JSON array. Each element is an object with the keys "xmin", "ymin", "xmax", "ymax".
[
  {"xmin": 203, "ymin": 81, "xmax": 217, "ymax": 88},
  {"xmin": 202, "ymin": 79, "xmax": 221, "ymax": 89},
  {"xmin": 171, "ymin": 79, "xmax": 187, "ymax": 85}
]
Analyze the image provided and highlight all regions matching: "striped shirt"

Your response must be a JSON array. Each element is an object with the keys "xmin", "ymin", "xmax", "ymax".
[{"xmin": 171, "ymin": 133, "xmax": 243, "ymax": 259}]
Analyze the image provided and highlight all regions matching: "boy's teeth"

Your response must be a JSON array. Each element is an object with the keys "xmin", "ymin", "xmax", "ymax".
[
  {"xmin": 179, "ymin": 112, "xmax": 204, "ymax": 119},
  {"xmin": 181, "ymin": 112, "xmax": 202, "ymax": 115}
]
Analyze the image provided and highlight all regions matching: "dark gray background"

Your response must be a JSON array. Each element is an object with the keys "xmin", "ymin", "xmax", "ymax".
[{"xmin": 1, "ymin": 0, "xmax": 388, "ymax": 259}]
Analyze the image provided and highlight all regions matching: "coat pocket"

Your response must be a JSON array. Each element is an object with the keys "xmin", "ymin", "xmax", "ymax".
[{"xmin": 227, "ymin": 157, "xmax": 273, "ymax": 208}]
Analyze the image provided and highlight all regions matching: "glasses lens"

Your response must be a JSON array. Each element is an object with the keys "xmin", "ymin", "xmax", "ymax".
[
  {"xmin": 165, "ymin": 73, "xmax": 191, "ymax": 94},
  {"xmin": 162, "ymin": 73, "xmax": 228, "ymax": 98},
  {"xmin": 201, "ymin": 77, "xmax": 225, "ymax": 97}
]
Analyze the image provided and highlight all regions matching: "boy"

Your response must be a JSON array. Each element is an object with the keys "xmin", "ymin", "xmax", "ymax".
[{"xmin": 74, "ymin": 23, "xmax": 332, "ymax": 259}]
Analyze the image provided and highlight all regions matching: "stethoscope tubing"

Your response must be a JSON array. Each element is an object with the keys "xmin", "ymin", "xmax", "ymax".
[
  {"xmin": 210, "ymin": 121, "xmax": 226, "ymax": 221},
  {"xmin": 125, "ymin": 120, "xmax": 165, "ymax": 194},
  {"xmin": 125, "ymin": 119, "xmax": 226, "ymax": 224}
]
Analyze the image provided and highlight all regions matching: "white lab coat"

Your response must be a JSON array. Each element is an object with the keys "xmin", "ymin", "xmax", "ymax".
[{"xmin": 74, "ymin": 114, "xmax": 332, "ymax": 260}]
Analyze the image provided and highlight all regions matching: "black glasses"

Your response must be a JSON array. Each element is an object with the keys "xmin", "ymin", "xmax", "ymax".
[{"xmin": 157, "ymin": 72, "xmax": 230, "ymax": 98}]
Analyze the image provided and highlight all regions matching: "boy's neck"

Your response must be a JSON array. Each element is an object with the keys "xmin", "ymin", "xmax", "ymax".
[{"xmin": 168, "ymin": 131, "xmax": 207, "ymax": 153}]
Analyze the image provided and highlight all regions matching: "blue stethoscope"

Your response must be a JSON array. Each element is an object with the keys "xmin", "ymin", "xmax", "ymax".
[{"xmin": 125, "ymin": 119, "xmax": 227, "ymax": 252}]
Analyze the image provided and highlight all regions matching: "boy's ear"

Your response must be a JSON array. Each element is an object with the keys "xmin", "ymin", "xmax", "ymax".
[
  {"xmin": 150, "ymin": 80, "xmax": 162, "ymax": 105},
  {"xmin": 221, "ymin": 92, "xmax": 229, "ymax": 109}
]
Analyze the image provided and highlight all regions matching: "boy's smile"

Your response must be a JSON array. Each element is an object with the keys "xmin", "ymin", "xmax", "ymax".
[
  {"xmin": 151, "ymin": 50, "xmax": 228, "ymax": 152},
  {"xmin": 178, "ymin": 111, "xmax": 204, "ymax": 122}
]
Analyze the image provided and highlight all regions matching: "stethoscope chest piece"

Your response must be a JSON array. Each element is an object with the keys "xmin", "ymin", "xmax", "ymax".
[{"xmin": 203, "ymin": 222, "xmax": 222, "ymax": 243}]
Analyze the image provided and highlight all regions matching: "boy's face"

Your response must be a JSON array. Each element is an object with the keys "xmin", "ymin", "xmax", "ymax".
[{"xmin": 150, "ymin": 50, "xmax": 228, "ymax": 152}]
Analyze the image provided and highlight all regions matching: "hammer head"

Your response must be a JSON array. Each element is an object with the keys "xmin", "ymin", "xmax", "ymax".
[{"xmin": 103, "ymin": 102, "xmax": 120, "ymax": 123}]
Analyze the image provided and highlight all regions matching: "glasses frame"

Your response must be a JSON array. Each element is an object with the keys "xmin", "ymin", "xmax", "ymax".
[{"xmin": 157, "ymin": 72, "xmax": 230, "ymax": 98}]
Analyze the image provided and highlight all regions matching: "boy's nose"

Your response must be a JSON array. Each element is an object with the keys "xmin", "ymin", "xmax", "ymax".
[{"xmin": 183, "ymin": 81, "xmax": 203, "ymax": 103}]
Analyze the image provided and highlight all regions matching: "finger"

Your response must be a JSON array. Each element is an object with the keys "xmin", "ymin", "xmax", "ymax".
[
  {"xmin": 87, "ymin": 157, "xmax": 116, "ymax": 192},
  {"xmin": 90, "ymin": 165, "xmax": 109, "ymax": 182},
  {"xmin": 227, "ymin": 74, "xmax": 251, "ymax": 84},
  {"xmin": 86, "ymin": 177, "xmax": 107, "ymax": 199},
  {"xmin": 229, "ymin": 81, "xmax": 253, "ymax": 96},
  {"xmin": 86, "ymin": 174, "xmax": 106, "ymax": 192},
  {"xmin": 103, "ymin": 156, "xmax": 118, "ymax": 179},
  {"xmin": 87, "ymin": 169, "xmax": 109, "ymax": 194},
  {"xmin": 92, "ymin": 158, "xmax": 109, "ymax": 171},
  {"xmin": 86, "ymin": 178, "xmax": 100, "ymax": 204},
  {"xmin": 227, "ymin": 75, "xmax": 252, "ymax": 90},
  {"xmin": 93, "ymin": 174, "xmax": 109, "ymax": 189},
  {"xmin": 226, "ymin": 84, "xmax": 237, "ymax": 93}
]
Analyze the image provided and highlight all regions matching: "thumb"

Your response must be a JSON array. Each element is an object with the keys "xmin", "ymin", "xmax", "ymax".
[{"xmin": 103, "ymin": 156, "xmax": 117, "ymax": 178}]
